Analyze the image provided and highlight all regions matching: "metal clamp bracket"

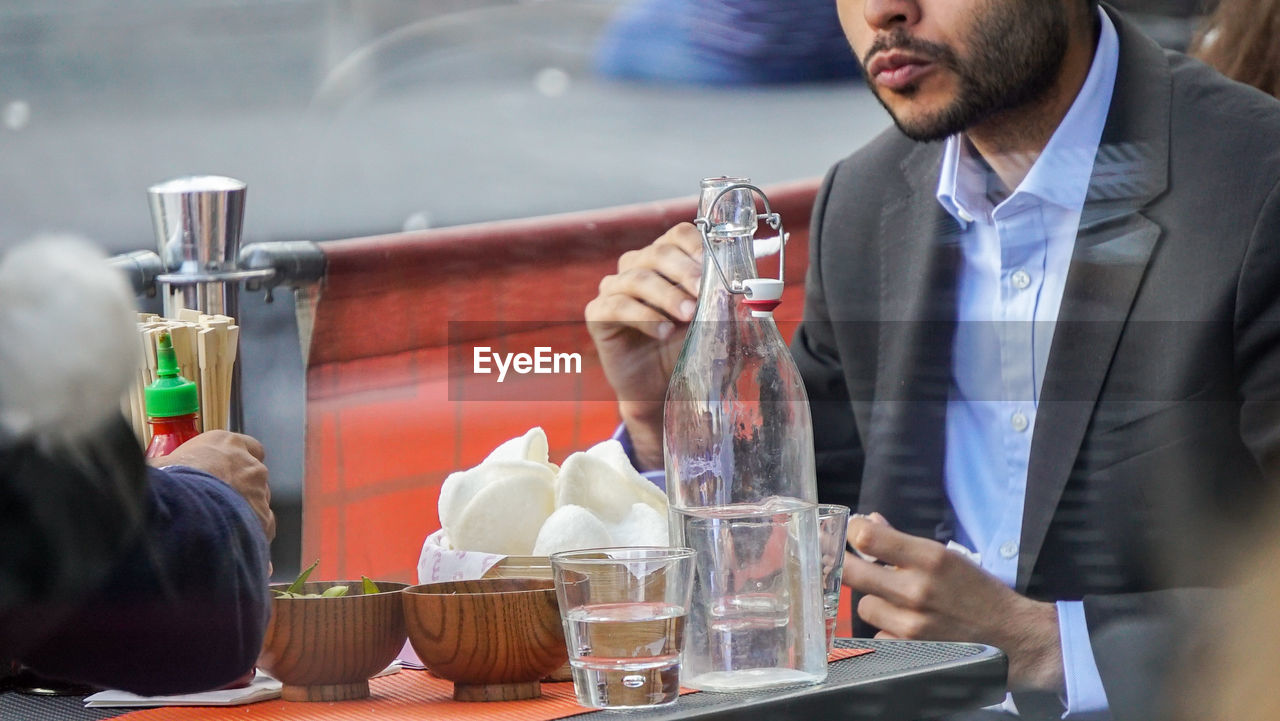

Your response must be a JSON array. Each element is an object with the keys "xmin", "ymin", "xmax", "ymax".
[{"xmin": 692, "ymin": 183, "xmax": 787, "ymax": 317}]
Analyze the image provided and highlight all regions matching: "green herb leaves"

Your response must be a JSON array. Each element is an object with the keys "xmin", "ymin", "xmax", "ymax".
[{"xmin": 272, "ymin": 561, "xmax": 384, "ymax": 599}]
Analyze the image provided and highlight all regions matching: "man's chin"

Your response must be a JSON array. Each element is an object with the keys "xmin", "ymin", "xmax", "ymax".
[
  {"xmin": 870, "ymin": 88, "xmax": 964, "ymax": 143},
  {"xmin": 886, "ymin": 107, "xmax": 963, "ymax": 143},
  {"xmin": 893, "ymin": 118, "xmax": 960, "ymax": 142}
]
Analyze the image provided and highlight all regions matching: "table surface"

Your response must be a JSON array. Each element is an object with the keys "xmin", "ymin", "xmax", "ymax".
[{"xmin": 0, "ymin": 639, "xmax": 1007, "ymax": 721}]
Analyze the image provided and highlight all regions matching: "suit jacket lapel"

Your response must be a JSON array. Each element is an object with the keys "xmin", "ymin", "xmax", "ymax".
[
  {"xmin": 860, "ymin": 142, "xmax": 964, "ymax": 542},
  {"xmin": 1017, "ymin": 8, "xmax": 1172, "ymax": 592}
]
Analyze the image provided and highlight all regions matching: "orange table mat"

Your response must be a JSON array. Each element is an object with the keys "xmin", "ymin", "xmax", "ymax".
[{"xmin": 116, "ymin": 648, "xmax": 870, "ymax": 721}]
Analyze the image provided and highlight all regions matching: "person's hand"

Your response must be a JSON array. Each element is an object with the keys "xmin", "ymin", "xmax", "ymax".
[
  {"xmin": 843, "ymin": 513, "xmax": 1064, "ymax": 693},
  {"xmin": 149, "ymin": 430, "xmax": 276, "ymax": 543},
  {"xmin": 585, "ymin": 223, "xmax": 703, "ymax": 470}
]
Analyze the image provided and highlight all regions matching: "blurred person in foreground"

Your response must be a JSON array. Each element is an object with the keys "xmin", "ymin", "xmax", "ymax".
[
  {"xmin": 1176, "ymin": 4, "xmax": 1280, "ymax": 719},
  {"xmin": 586, "ymin": 0, "xmax": 1280, "ymax": 718},
  {"xmin": 1192, "ymin": 0, "xmax": 1280, "ymax": 98},
  {"xmin": 0, "ymin": 238, "xmax": 274, "ymax": 695},
  {"xmin": 1174, "ymin": 500, "xmax": 1280, "ymax": 721}
]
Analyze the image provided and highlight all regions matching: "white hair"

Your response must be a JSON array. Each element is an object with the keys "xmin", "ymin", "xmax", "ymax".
[{"xmin": 0, "ymin": 236, "xmax": 138, "ymax": 443}]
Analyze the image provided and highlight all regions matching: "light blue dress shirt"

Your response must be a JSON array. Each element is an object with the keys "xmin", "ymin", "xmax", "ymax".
[{"xmin": 936, "ymin": 8, "xmax": 1118, "ymax": 718}]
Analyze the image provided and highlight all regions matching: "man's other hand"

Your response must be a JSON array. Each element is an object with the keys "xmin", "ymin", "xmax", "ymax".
[
  {"xmin": 843, "ymin": 513, "xmax": 1064, "ymax": 693},
  {"xmin": 149, "ymin": 430, "xmax": 276, "ymax": 543}
]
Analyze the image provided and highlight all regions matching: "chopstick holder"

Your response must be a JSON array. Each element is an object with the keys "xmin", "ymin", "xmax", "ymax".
[{"xmin": 125, "ymin": 311, "xmax": 240, "ymax": 444}]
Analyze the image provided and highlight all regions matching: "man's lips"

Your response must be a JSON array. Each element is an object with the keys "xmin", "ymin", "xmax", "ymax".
[{"xmin": 867, "ymin": 50, "xmax": 936, "ymax": 91}]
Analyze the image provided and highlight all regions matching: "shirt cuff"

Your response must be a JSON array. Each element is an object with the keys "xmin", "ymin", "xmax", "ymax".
[
  {"xmin": 1057, "ymin": 600, "xmax": 1111, "ymax": 719},
  {"xmin": 611, "ymin": 423, "xmax": 667, "ymax": 491}
]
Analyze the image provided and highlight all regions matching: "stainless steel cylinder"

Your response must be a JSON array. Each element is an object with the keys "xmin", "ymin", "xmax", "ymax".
[
  {"xmin": 148, "ymin": 175, "xmax": 247, "ymax": 319},
  {"xmin": 147, "ymin": 175, "xmax": 249, "ymax": 431}
]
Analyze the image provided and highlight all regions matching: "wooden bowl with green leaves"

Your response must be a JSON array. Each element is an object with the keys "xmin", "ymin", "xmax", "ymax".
[{"xmin": 258, "ymin": 569, "xmax": 408, "ymax": 702}]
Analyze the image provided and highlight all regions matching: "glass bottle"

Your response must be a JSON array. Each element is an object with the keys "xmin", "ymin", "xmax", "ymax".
[
  {"xmin": 664, "ymin": 177, "xmax": 826, "ymax": 691},
  {"xmin": 144, "ymin": 332, "xmax": 201, "ymax": 459}
]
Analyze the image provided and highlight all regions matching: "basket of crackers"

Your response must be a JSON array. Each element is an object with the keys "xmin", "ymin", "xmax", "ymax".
[{"xmin": 417, "ymin": 427, "xmax": 669, "ymax": 584}]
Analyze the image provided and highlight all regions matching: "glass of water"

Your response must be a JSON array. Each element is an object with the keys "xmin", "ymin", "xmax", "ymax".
[
  {"xmin": 680, "ymin": 504, "xmax": 827, "ymax": 690},
  {"xmin": 818, "ymin": 504, "xmax": 851, "ymax": 652},
  {"xmin": 550, "ymin": 547, "xmax": 696, "ymax": 709}
]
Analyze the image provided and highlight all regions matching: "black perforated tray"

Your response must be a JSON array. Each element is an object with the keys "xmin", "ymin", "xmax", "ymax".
[
  {"xmin": 0, "ymin": 639, "xmax": 1005, "ymax": 721},
  {"xmin": 562, "ymin": 638, "xmax": 1008, "ymax": 721}
]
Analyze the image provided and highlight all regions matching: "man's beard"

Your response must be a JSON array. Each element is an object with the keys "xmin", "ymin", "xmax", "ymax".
[{"xmin": 862, "ymin": 0, "xmax": 1071, "ymax": 142}]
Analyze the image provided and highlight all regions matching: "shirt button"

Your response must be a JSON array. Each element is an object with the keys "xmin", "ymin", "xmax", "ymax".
[
  {"xmin": 1011, "ymin": 412, "xmax": 1029, "ymax": 432},
  {"xmin": 1011, "ymin": 269, "xmax": 1031, "ymax": 289},
  {"xmin": 999, "ymin": 540, "xmax": 1019, "ymax": 559}
]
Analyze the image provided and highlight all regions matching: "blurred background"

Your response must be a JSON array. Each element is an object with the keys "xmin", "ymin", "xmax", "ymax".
[{"xmin": 0, "ymin": 0, "xmax": 1207, "ymax": 579}]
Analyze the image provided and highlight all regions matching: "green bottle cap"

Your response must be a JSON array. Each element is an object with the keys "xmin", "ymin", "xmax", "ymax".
[{"xmin": 145, "ymin": 332, "xmax": 199, "ymax": 418}]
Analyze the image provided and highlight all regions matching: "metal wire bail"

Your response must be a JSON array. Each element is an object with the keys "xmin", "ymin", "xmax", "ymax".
[{"xmin": 692, "ymin": 183, "xmax": 786, "ymax": 297}]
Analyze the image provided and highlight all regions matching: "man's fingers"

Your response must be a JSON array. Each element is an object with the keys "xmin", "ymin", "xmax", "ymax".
[
  {"xmin": 847, "ymin": 516, "xmax": 938, "ymax": 569},
  {"xmin": 589, "ymin": 223, "xmax": 703, "ymax": 337},
  {"xmin": 245, "ymin": 475, "xmax": 274, "ymax": 541},
  {"xmin": 618, "ymin": 244, "xmax": 701, "ymax": 298},
  {"xmin": 842, "ymin": 551, "xmax": 861, "ymax": 587},
  {"xmin": 646, "ymin": 225, "xmax": 703, "ymax": 296},
  {"xmin": 842, "ymin": 554, "xmax": 920, "ymax": 608},
  {"xmin": 261, "ymin": 509, "xmax": 277, "ymax": 542},
  {"xmin": 599, "ymin": 267, "xmax": 697, "ymax": 323},
  {"xmin": 587, "ymin": 294, "xmax": 680, "ymax": 340},
  {"xmin": 653, "ymin": 222, "xmax": 705, "ymax": 256},
  {"xmin": 857, "ymin": 594, "xmax": 928, "ymax": 640},
  {"xmin": 237, "ymin": 433, "xmax": 266, "ymax": 461}
]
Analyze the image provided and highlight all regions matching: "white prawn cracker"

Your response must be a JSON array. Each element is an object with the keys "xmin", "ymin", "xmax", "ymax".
[
  {"xmin": 587, "ymin": 439, "xmax": 668, "ymax": 516},
  {"xmin": 450, "ymin": 469, "xmax": 555, "ymax": 555},
  {"xmin": 605, "ymin": 502, "xmax": 669, "ymax": 547},
  {"xmin": 556, "ymin": 451, "xmax": 645, "ymax": 524},
  {"xmin": 484, "ymin": 426, "xmax": 556, "ymax": 471},
  {"xmin": 438, "ymin": 459, "xmax": 553, "ymax": 535},
  {"xmin": 532, "ymin": 504, "xmax": 612, "ymax": 556}
]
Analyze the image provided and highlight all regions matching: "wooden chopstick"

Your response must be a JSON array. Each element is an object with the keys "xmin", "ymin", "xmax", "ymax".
[{"xmin": 125, "ymin": 310, "xmax": 240, "ymax": 443}]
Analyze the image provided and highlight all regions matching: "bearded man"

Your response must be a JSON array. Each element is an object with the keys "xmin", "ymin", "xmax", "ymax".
[{"xmin": 586, "ymin": 0, "xmax": 1280, "ymax": 718}]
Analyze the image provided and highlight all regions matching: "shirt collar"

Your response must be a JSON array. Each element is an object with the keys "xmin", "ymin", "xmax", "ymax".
[{"xmin": 936, "ymin": 8, "xmax": 1120, "ymax": 227}]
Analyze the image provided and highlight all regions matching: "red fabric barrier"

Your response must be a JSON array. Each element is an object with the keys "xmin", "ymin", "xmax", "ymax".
[{"xmin": 301, "ymin": 179, "xmax": 839, "ymax": 630}]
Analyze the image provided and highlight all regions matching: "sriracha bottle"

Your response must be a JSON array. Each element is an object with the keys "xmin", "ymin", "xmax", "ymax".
[{"xmin": 144, "ymin": 332, "xmax": 200, "ymax": 459}]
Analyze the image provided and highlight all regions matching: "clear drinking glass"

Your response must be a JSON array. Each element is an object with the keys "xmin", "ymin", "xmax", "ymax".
[
  {"xmin": 550, "ymin": 547, "xmax": 697, "ymax": 710},
  {"xmin": 817, "ymin": 504, "xmax": 851, "ymax": 652}
]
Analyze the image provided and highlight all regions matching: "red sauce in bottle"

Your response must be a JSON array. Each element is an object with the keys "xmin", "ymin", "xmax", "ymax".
[{"xmin": 144, "ymin": 413, "xmax": 200, "ymax": 459}]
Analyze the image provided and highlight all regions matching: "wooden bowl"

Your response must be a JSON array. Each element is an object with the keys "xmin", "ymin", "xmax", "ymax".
[
  {"xmin": 257, "ymin": 580, "xmax": 408, "ymax": 701},
  {"xmin": 403, "ymin": 578, "xmax": 568, "ymax": 701},
  {"xmin": 480, "ymin": 558, "xmax": 572, "ymax": 682}
]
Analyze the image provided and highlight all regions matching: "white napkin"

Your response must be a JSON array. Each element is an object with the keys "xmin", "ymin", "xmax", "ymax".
[
  {"xmin": 83, "ymin": 662, "xmax": 402, "ymax": 708},
  {"xmin": 84, "ymin": 671, "xmax": 281, "ymax": 708},
  {"xmin": 417, "ymin": 528, "xmax": 508, "ymax": 583}
]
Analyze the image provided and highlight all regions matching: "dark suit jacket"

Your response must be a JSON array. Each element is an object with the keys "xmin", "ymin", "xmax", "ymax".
[{"xmin": 793, "ymin": 8, "xmax": 1280, "ymax": 720}]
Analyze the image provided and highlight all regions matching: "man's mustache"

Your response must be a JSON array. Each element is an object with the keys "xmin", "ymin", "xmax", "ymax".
[{"xmin": 863, "ymin": 29, "xmax": 956, "ymax": 69}]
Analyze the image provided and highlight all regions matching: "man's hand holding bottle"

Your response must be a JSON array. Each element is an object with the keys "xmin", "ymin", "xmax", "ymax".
[
  {"xmin": 149, "ymin": 430, "xmax": 276, "ymax": 543},
  {"xmin": 584, "ymin": 223, "xmax": 704, "ymax": 471}
]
